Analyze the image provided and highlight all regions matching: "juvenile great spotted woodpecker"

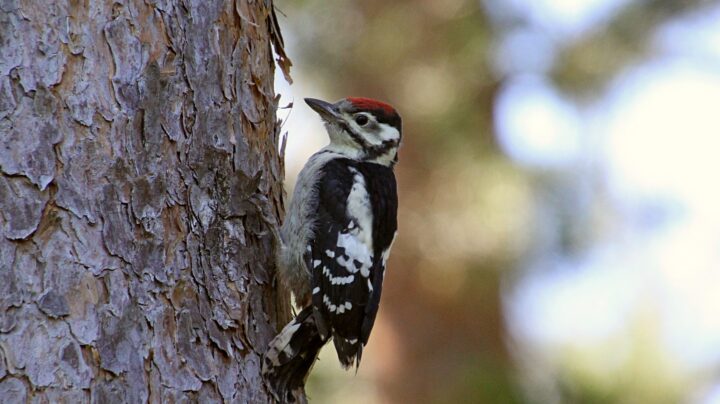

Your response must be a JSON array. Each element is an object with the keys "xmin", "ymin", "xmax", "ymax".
[{"xmin": 263, "ymin": 97, "xmax": 401, "ymax": 402}]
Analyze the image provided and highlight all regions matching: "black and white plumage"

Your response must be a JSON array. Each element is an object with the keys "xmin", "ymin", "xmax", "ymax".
[{"xmin": 264, "ymin": 97, "xmax": 401, "ymax": 402}]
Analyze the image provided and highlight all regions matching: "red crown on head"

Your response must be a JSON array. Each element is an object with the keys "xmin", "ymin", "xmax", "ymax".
[{"xmin": 347, "ymin": 97, "xmax": 396, "ymax": 116}]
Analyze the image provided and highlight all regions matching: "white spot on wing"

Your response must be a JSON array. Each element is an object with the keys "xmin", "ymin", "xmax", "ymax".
[
  {"xmin": 337, "ymin": 233, "xmax": 372, "ymax": 276},
  {"xmin": 322, "ymin": 267, "xmax": 355, "ymax": 285},
  {"xmin": 323, "ymin": 294, "xmax": 338, "ymax": 313},
  {"xmin": 336, "ymin": 254, "xmax": 360, "ymax": 273},
  {"xmin": 325, "ymin": 249, "xmax": 335, "ymax": 258},
  {"xmin": 322, "ymin": 295, "xmax": 354, "ymax": 315},
  {"xmin": 360, "ymin": 266, "xmax": 370, "ymax": 278},
  {"xmin": 313, "ymin": 260, "xmax": 321, "ymax": 268},
  {"xmin": 313, "ymin": 287, "xmax": 320, "ymax": 294}
]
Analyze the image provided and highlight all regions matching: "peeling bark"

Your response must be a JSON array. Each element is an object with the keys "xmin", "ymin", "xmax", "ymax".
[{"xmin": 0, "ymin": 0, "xmax": 291, "ymax": 402}]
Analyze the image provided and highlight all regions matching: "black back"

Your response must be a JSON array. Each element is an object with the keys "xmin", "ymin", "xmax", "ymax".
[{"xmin": 307, "ymin": 158, "xmax": 398, "ymax": 366}]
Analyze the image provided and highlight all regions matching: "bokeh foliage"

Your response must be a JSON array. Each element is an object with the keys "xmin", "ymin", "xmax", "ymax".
[{"xmin": 276, "ymin": 0, "xmax": 717, "ymax": 402}]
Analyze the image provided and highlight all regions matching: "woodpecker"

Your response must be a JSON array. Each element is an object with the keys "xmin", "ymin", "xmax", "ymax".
[{"xmin": 263, "ymin": 97, "xmax": 401, "ymax": 402}]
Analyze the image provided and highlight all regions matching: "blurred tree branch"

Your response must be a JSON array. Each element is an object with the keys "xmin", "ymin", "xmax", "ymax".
[{"xmin": 552, "ymin": 0, "xmax": 717, "ymax": 96}]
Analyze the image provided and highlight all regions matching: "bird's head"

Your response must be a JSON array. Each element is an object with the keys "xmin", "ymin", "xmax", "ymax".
[{"xmin": 305, "ymin": 97, "xmax": 402, "ymax": 166}]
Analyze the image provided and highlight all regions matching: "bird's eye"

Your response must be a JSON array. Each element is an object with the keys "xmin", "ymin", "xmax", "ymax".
[{"xmin": 354, "ymin": 115, "xmax": 369, "ymax": 126}]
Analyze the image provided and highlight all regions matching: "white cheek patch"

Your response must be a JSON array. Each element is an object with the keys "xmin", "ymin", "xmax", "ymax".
[
  {"xmin": 350, "ymin": 121, "xmax": 383, "ymax": 146},
  {"xmin": 349, "ymin": 121, "xmax": 399, "ymax": 147},
  {"xmin": 376, "ymin": 123, "xmax": 400, "ymax": 142},
  {"xmin": 346, "ymin": 114, "xmax": 398, "ymax": 145}
]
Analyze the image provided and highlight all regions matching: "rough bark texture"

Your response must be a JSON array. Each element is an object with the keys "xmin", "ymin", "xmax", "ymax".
[{"xmin": 0, "ymin": 0, "xmax": 291, "ymax": 402}]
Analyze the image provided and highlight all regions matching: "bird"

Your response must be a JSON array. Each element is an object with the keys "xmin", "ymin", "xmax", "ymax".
[{"xmin": 263, "ymin": 96, "xmax": 402, "ymax": 402}]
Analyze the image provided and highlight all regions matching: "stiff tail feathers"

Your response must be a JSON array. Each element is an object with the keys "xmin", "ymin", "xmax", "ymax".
[
  {"xmin": 333, "ymin": 336, "xmax": 363, "ymax": 370},
  {"xmin": 263, "ymin": 307, "xmax": 327, "ymax": 403}
]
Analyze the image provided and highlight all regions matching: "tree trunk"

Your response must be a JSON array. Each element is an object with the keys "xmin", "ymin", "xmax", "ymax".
[{"xmin": 0, "ymin": 0, "xmax": 291, "ymax": 402}]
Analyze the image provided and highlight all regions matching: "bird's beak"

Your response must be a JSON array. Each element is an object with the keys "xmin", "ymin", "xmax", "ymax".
[{"xmin": 305, "ymin": 98, "xmax": 340, "ymax": 122}]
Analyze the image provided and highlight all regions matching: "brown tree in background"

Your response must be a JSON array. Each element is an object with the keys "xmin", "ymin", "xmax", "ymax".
[{"xmin": 0, "ymin": 0, "xmax": 292, "ymax": 401}]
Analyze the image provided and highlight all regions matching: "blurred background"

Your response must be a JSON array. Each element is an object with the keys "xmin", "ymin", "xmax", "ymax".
[{"xmin": 273, "ymin": 0, "xmax": 720, "ymax": 402}]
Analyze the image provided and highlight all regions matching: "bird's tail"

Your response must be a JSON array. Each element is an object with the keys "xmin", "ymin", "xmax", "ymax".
[
  {"xmin": 263, "ymin": 307, "xmax": 327, "ymax": 403},
  {"xmin": 333, "ymin": 336, "xmax": 363, "ymax": 370}
]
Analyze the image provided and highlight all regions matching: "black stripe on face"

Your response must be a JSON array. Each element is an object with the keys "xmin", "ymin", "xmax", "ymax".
[
  {"xmin": 337, "ymin": 120, "xmax": 370, "ymax": 149},
  {"xmin": 366, "ymin": 139, "xmax": 400, "ymax": 162},
  {"xmin": 337, "ymin": 121, "xmax": 400, "ymax": 164}
]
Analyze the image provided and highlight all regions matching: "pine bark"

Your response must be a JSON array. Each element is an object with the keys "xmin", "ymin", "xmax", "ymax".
[{"xmin": 0, "ymin": 0, "xmax": 290, "ymax": 401}]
